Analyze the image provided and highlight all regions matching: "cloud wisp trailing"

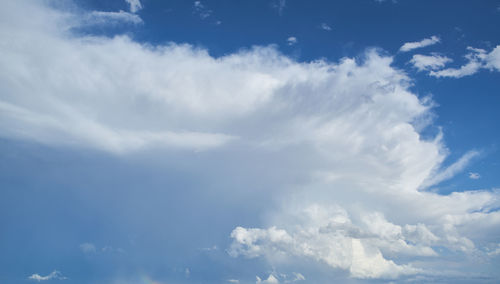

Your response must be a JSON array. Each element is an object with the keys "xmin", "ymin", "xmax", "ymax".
[
  {"xmin": 400, "ymin": 36, "xmax": 440, "ymax": 52},
  {"xmin": 28, "ymin": 271, "xmax": 67, "ymax": 282},
  {"xmin": 125, "ymin": 0, "xmax": 142, "ymax": 13},
  {"xmin": 83, "ymin": 10, "xmax": 143, "ymax": 26}
]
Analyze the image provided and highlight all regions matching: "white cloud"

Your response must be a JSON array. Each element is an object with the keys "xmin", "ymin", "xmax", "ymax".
[
  {"xmin": 400, "ymin": 36, "xmax": 440, "ymax": 52},
  {"xmin": 487, "ymin": 244, "xmax": 500, "ymax": 256},
  {"xmin": 193, "ymin": 1, "xmax": 212, "ymax": 19},
  {"xmin": 227, "ymin": 280, "xmax": 240, "ymax": 283},
  {"xmin": 229, "ymin": 206, "xmax": 428, "ymax": 279},
  {"xmin": 469, "ymin": 172, "xmax": 481, "ymax": 180},
  {"xmin": 410, "ymin": 54, "xmax": 452, "ymax": 71},
  {"xmin": 83, "ymin": 10, "xmax": 143, "ymax": 26},
  {"xmin": 256, "ymin": 274, "xmax": 279, "ymax": 283},
  {"xmin": 28, "ymin": 271, "xmax": 66, "ymax": 281},
  {"xmin": 421, "ymin": 150, "xmax": 480, "ymax": 188},
  {"xmin": 273, "ymin": 0, "xmax": 286, "ymax": 15},
  {"xmin": 485, "ymin": 45, "xmax": 500, "ymax": 71},
  {"xmin": 427, "ymin": 45, "xmax": 500, "ymax": 78},
  {"xmin": 2, "ymin": 1, "xmax": 500, "ymax": 281},
  {"xmin": 430, "ymin": 47, "xmax": 487, "ymax": 78},
  {"xmin": 80, "ymin": 242, "xmax": 97, "ymax": 253},
  {"xmin": 125, "ymin": 0, "xmax": 142, "ymax": 13},
  {"xmin": 319, "ymin": 23, "xmax": 332, "ymax": 31},
  {"xmin": 291, "ymin": 272, "xmax": 305, "ymax": 282},
  {"xmin": 286, "ymin": 36, "xmax": 297, "ymax": 45}
]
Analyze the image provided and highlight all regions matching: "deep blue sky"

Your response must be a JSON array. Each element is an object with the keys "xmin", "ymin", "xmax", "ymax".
[{"xmin": 1, "ymin": 0, "xmax": 500, "ymax": 283}]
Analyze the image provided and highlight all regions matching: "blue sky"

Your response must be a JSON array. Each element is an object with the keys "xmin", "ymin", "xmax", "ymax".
[{"xmin": 1, "ymin": 0, "xmax": 500, "ymax": 283}]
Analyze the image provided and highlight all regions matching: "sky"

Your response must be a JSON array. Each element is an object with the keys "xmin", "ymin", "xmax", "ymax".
[{"xmin": 1, "ymin": 0, "xmax": 500, "ymax": 283}]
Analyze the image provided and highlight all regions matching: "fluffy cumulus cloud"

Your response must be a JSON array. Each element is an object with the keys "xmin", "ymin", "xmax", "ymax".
[
  {"xmin": 430, "ymin": 47, "xmax": 487, "ymax": 78},
  {"xmin": 400, "ymin": 36, "xmax": 440, "ymax": 52},
  {"xmin": 410, "ymin": 54, "xmax": 452, "ymax": 71},
  {"xmin": 428, "ymin": 45, "xmax": 500, "ymax": 78},
  {"xmin": 2, "ymin": 0, "xmax": 500, "ymax": 282}
]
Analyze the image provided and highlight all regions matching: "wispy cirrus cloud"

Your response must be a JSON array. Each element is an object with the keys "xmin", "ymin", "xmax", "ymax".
[
  {"xmin": 319, "ymin": 23, "xmax": 332, "ymax": 31},
  {"xmin": 272, "ymin": 0, "xmax": 286, "ymax": 15},
  {"xmin": 469, "ymin": 172, "xmax": 481, "ymax": 180},
  {"xmin": 193, "ymin": 1, "xmax": 212, "ymax": 19},
  {"xmin": 28, "ymin": 271, "xmax": 67, "ymax": 282},
  {"xmin": 83, "ymin": 10, "xmax": 143, "ymax": 26},
  {"xmin": 125, "ymin": 0, "xmax": 142, "ymax": 13},
  {"xmin": 400, "ymin": 36, "xmax": 440, "ymax": 52}
]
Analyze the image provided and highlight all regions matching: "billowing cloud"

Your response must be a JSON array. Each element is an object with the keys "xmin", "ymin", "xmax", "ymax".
[
  {"xmin": 400, "ymin": 36, "xmax": 440, "ymax": 52},
  {"xmin": 2, "ymin": 0, "xmax": 499, "ymax": 282},
  {"xmin": 410, "ymin": 54, "xmax": 452, "ymax": 71},
  {"xmin": 28, "ymin": 271, "xmax": 66, "ymax": 281}
]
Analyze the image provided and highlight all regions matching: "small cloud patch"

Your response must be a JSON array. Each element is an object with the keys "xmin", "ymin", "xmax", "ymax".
[
  {"xmin": 28, "ymin": 271, "xmax": 67, "ymax": 282},
  {"xmin": 469, "ymin": 172, "xmax": 480, "ymax": 180},
  {"xmin": 287, "ymin": 36, "xmax": 297, "ymax": 46}
]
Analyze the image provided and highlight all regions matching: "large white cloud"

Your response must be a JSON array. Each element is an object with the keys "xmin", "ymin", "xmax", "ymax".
[{"xmin": 1, "ymin": 0, "xmax": 499, "ymax": 282}]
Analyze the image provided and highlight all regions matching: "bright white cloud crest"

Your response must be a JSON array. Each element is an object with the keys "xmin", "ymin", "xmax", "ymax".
[{"xmin": 2, "ymin": 0, "xmax": 500, "ymax": 281}]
